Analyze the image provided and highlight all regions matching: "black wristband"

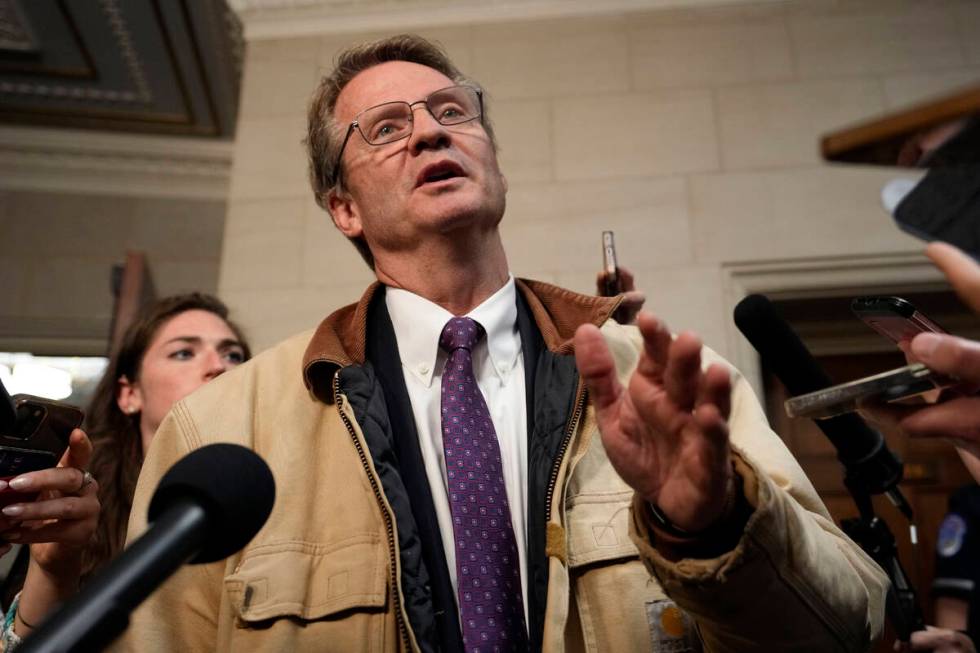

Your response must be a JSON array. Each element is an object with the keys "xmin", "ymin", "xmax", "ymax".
[
  {"xmin": 647, "ymin": 467, "xmax": 751, "ymax": 541},
  {"xmin": 647, "ymin": 501, "xmax": 697, "ymax": 538}
]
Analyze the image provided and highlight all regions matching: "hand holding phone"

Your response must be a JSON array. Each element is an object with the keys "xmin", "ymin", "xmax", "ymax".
[
  {"xmin": 0, "ymin": 395, "xmax": 83, "ymax": 507},
  {"xmin": 785, "ymin": 363, "xmax": 952, "ymax": 420},
  {"xmin": 597, "ymin": 231, "xmax": 645, "ymax": 324},
  {"xmin": 600, "ymin": 231, "xmax": 621, "ymax": 296}
]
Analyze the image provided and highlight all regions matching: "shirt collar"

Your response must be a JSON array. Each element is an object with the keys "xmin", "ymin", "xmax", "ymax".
[{"xmin": 385, "ymin": 277, "xmax": 520, "ymax": 387}]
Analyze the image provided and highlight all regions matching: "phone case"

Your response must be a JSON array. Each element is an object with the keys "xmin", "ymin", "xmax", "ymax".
[
  {"xmin": 0, "ymin": 396, "xmax": 83, "ymax": 507},
  {"xmin": 784, "ymin": 363, "xmax": 948, "ymax": 420},
  {"xmin": 851, "ymin": 295, "xmax": 946, "ymax": 343}
]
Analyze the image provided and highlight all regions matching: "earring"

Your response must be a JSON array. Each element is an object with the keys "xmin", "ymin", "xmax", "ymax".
[{"xmin": 127, "ymin": 406, "xmax": 138, "ymax": 415}]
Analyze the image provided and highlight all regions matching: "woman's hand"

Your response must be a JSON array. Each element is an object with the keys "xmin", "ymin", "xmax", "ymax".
[
  {"xmin": 895, "ymin": 626, "xmax": 976, "ymax": 652},
  {"xmin": 0, "ymin": 428, "xmax": 100, "ymax": 578}
]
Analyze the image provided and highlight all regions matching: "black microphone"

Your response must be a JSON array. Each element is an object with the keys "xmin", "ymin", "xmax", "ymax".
[
  {"xmin": 734, "ymin": 293, "xmax": 926, "ymax": 639},
  {"xmin": 733, "ymin": 293, "xmax": 904, "ymax": 498},
  {"xmin": 20, "ymin": 443, "xmax": 276, "ymax": 653}
]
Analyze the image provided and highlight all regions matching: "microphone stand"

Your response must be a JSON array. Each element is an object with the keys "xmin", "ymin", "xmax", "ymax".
[{"xmin": 832, "ymin": 430, "xmax": 925, "ymax": 642}]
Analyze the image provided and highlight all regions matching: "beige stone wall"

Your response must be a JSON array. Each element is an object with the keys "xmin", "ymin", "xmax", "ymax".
[
  {"xmin": 0, "ymin": 190, "xmax": 226, "ymax": 355},
  {"xmin": 221, "ymin": 0, "xmax": 980, "ymax": 360}
]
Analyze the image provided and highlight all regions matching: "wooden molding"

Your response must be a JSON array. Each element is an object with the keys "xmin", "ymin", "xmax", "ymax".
[
  {"xmin": 822, "ymin": 85, "xmax": 980, "ymax": 166},
  {"xmin": 0, "ymin": 125, "xmax": 233, "ymax": 200},
  {"xmin": 229, "ymin": 0, "xmax": 786, "ymax": 40}
]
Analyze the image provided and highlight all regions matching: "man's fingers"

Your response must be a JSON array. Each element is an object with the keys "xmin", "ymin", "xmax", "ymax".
[
  {"xmin": 698, "ymin": 364, "xmax": 732, "ymax": 422},
  {"xmin": 636, "ymin": 312, "xmax": 671, "ymax": 378},
  {"xmin": 574, "ymin": 323, "xmax": 622, "ymax": 412},
  {"xmin": 859, "ymin": 401, "xmax": 918, "ymax": 431},
  {"xmin": 910, "ymin": 332, "xmax": 980, "ymax": 385},
  {"xmin": 663, "ymin": 332, "xmax": 702, "ymax": 412},
  {"xmin": 618, "ymin": 266, "xmax": 635, "ymax": 291},
  {"xmin": 927, "ymin": 241, "xmax": 980, "ymax": 314},
  {"xmin": 693, "ymin": 403, "xmax": 729, "ymax": 447},
  {"xmin": 621, "ymin": 290, "xmax": 644, "ymax": 305},
  {"xmin": 901, "ymin": 396, "xmax": 980, "ymax": 443}
]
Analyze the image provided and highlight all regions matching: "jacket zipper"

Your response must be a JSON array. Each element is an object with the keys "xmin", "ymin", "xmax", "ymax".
[
  {"xmin": 333, "ymin": 374, "xmax": 411, "ymax": 652},
  {"xmin": 542, "ymin": 299, "xmax": 617, "ymax": 520},
  {"xmin": 544, "ymin": 380, "xmax": 587, "ymax": 523}
]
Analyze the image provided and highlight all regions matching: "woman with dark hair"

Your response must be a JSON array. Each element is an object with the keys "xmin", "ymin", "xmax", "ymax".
[
  {"xmin": 82, "ymin": 292, "xmax": 249, "ymax": 580},
  {"xmin": 1, "ymin": 293, "xmax": 249, "ymax": 647}
]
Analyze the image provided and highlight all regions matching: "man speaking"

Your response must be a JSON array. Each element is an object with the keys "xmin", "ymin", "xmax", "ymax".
[{"xmin": 119, "ymin": 35, "xmax": 887, "ymax": 652}]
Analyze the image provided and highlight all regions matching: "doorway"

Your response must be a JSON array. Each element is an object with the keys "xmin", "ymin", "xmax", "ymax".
[{"xmin": 763, "ymin": 290, "xmax": 980, "ymax": 650}]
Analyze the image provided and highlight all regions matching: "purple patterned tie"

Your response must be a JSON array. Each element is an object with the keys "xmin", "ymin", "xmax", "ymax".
[{"xmin": 440, "ymin": 317, "xmax": 528, "ymax": 652}]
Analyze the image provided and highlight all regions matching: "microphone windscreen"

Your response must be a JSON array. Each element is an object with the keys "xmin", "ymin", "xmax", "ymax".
[
  {"xmin": 734, "ymin": 293, "xmax": 890, "ymax": 464},
  {"xmin": 148, "ymin": 443, "xmax": 275, "ymax": 563},
  {"xmin": 733, "ymin": 293, "xmax": 833, "ymax": 396}
]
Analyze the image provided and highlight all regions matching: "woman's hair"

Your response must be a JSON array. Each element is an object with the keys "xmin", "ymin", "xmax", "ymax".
[{"xmin": 81, "ymin": 293, "xmax": 250, "ymax": 579}]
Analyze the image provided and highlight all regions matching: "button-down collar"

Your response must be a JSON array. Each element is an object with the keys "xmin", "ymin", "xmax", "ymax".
[{"xmin": 386, "ymin": 277, "xmax": 520, "ymax": 387}]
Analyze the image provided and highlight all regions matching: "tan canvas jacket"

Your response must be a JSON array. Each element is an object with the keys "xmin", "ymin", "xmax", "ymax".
[{"xmin": 116, "ymin": 280, "xmax": 887, "ymax": 652}]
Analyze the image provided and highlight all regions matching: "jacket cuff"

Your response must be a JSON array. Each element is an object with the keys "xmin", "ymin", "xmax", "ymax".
[{"xmin": 629, "ymin": 450, "xmax": 764, "ymax": 575}]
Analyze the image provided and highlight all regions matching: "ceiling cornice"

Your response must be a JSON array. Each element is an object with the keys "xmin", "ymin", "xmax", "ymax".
[
  {"xmin": 0, "ymin": 126, "xmax": 232, "ymax": 200},
  {"xmin": 229, "ymin": 0, "xmax": 784, "ymax": 40}
]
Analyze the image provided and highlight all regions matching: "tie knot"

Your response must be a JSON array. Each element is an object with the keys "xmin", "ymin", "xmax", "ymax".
[{"xmin": 439, "ymin": 317, "xmax": 483, "ymax": 353}]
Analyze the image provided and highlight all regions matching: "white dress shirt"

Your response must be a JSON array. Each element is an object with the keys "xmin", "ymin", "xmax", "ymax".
[{"xmin": 385, "ymin": 278, "xmax": 529, "ymax": 622}]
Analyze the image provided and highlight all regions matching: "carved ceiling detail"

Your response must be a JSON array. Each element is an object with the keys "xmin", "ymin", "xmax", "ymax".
[
  {"xmin": 0, "ymin": 0, "xmax": 35, "ymax": 51},
  {"xmin": 100, "ymin": 0, "xmax": 151, "ymax": 103},
  {"xmin": 0, "ymin": 0, "xmax": 241, "ymax": 137}
]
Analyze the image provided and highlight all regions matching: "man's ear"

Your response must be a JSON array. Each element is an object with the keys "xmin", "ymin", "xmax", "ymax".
[
  {"xmin": 116, "ymin": 375, "xmax": 143, "ymax": 416},
  {"xmin": 326, "ymin": 188, "xmax": 363, "ymax": 239}
]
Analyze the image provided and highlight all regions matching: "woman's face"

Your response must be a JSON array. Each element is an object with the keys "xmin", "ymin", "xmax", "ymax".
[{"xmin": 117, "ymin": 309, "xmax": 246, "ymax": 453}]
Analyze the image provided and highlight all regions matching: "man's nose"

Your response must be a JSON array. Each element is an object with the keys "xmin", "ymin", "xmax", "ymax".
[{"xmin": 407, "ymin": 103, "xmax": 450, "ymax": 152}]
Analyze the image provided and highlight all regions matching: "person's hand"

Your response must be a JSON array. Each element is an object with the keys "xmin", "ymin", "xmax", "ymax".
[
  {"xmin": 0, "ymin": 428, "xmax": 100, "ymax": 579},
  {"xmin": 862, "ymin": 331, "xmax": 980, "ymax": 482},
  {"xmin": 596, "ymin": 266, "xmax": 645, "ymax": 325},
  {"xmin": 894, "ymin": 626, "xmax": 976, "ymax": 652},
  {"xmin": 861, "ymin": 242, "xmax": 980, "ymax": 481},
  {"xmin": 574, "ymin": 312, "xmax": 733, "ymax": 532},
  {"xmin": 928, "ymin": 242, "xmax": 980, "ymax": 312}
]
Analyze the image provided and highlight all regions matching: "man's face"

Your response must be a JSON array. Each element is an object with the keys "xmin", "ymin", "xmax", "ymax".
[{"xmin": 328, "ymin": 61, "xmax": 507, "ymax": 262}]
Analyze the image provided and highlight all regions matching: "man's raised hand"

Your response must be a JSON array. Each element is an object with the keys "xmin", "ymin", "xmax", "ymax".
[{"xmin": 574, "ymin": 312, "xmax": 734, "ymax": 532}]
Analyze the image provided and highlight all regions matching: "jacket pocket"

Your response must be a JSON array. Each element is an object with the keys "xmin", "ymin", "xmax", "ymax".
[
  {"xmin": 223, "ymin": 533, "xmax": 390, "ymax": 650},
  {"xmin": 566, "ymin": 491, "xmax": 699, "ymax": 652},
  {"xmin": 566, "ymin": 490, "xmax": 638, "ymax": 568}
]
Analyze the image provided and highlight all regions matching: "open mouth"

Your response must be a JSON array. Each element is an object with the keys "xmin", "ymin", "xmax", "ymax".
[{"xmin": 417, "ymin": 161, "xmax": 466, "ymax": 187}]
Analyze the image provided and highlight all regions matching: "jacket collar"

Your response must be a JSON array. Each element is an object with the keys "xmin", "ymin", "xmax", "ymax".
[{"xmin": 302, "ymin": 278, "xmax": 621, "ymax": 403}]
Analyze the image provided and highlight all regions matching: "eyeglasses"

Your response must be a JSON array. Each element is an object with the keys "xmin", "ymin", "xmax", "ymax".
[{"xmin": 333, "ymin": 85, "xmax": 484, "ymax": 184}]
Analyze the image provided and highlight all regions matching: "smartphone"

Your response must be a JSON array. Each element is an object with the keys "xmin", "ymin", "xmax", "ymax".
[
  {"xmin": 0, "ymin": 395, "xmax": 83, "ymax": 506},
  {"xmin": 601, "ymin": 231, "xmax": 621, "ymax": 297},
  {"xmin": 851, "ymin": 296, "xmax": 946, "ymax": 345},
  {"xmin": 784, "ymin": 363, "xmax": 951, "ymax": 420}
]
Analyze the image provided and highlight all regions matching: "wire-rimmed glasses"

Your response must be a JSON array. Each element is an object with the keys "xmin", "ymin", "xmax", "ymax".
[{"xmin": 333, "ymin": 85, "xmax": 484, "ymax": 184}]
